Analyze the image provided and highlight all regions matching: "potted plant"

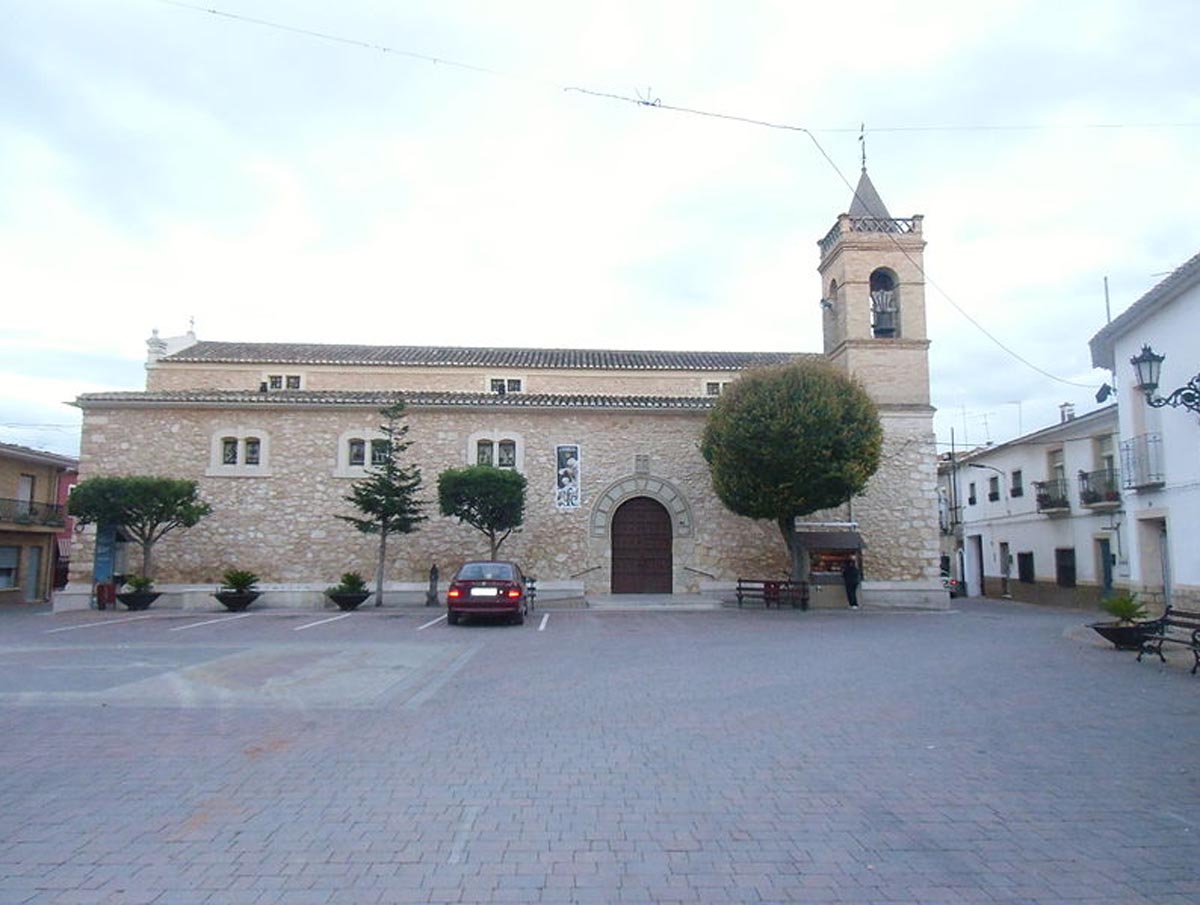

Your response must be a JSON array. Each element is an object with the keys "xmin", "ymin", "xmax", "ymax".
[
  {"xmin": 325, "ymin": 571, "xmax": 371, "ymax": 611},
  {"xmin": 1089, "ymin": 591, "xmax": 1157, "ymax": 650},
  {"xmin": 116, "ymin": 575, "xmax": 161, "ymax": 610},
  {"xmin": 214, "ymin": 568, "xmax": 261, "ymax": 611}
]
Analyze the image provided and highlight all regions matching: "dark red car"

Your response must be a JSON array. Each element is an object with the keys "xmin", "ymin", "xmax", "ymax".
[{"xmin": 446, "ymin": 561, "xmax": 530, "ymax": 626}]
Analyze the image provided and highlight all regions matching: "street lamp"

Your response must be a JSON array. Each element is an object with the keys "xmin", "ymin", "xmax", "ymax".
[
  {"xmin": 967, "ymin": 462, "xmax": 1006, "ymax": 500},
  {"xmin": 1130, "ymin": 344, "xmax": 1200, "ymax": 414}
]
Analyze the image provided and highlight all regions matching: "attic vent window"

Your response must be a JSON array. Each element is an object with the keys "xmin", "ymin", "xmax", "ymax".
[
  {"xmin": 489, "ymin": 378, "xmax": 523, "ymax": 395},
  {"xmin": 266, "ymin": 374, "xmax": 303, "ymax": 391}
]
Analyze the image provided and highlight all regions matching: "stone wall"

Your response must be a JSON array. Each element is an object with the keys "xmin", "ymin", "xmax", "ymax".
[
  {"xmin": 66, "ymin": 398, "xmax": 941, "ymax": 606},
  {"xmin": 68, "ymin": 403, "xmax": 786, "ymax": 596}
]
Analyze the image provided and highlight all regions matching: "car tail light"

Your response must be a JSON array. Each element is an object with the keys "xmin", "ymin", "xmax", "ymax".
[
  {"xmin": 447, "ymin": 585, "xmax": 462, "ymax": 599},
  {"xmin": 505, "ymin": 584, "xmax": 522, "ymax": 599}
]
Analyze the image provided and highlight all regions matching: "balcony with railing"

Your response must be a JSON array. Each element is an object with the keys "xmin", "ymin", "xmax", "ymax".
[
  {"xmin": 1079, "ymin": 469, "xmax": 1122, "ymax": 509},
  {"xmin": 1120, "ymin": 433, "xmax": 1165, "ymax": 489},
  {"xmin": 1033, "ymin": 478, "xmax": 1071, "ymax": 515},
  {"xmin": 0, "ymin": 498, "xmax": 65, "ymax": 529}
]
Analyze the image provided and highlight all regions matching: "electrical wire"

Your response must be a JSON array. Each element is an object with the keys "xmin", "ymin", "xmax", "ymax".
[{"xmin": 157, "ymin": 0, "xmax": 1113, "ymax": 390}]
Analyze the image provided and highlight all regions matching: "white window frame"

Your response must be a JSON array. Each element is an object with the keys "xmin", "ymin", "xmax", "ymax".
[
  {"xmin": 335, "ymin": 428, "xmax": 388, "ymax": 478},
  {"xmin": 207, "ymin": 428, "xmax": 272, "ymax": 477},
  {"xmin": 703, "ymin": 380, "xmax": 732, "ymax": 397},
  {"xmin": 467, "ymin": 430, "xmax": 524, "ymax": 471}
]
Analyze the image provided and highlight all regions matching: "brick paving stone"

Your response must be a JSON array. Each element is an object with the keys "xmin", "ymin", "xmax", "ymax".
[{"xmin": 1, "ymin": 601, "xmax": 1199, "ymax": 903}]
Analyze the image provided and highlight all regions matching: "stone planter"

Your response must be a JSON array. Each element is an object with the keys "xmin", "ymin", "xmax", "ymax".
[
  {"xmin": 327, "ymin": 591, "xmax": 371, "ymax": 611},
  {"xmin": 214, "ymin": 591, "xmax": 261, "ymax": 612},
  {"xmin": 116, "ymin": 591, "xmax": 161, "ymax": 611},
  {"xmin": 1089, "ymin": 621, "xmax": 1154, "ymax": 651}
]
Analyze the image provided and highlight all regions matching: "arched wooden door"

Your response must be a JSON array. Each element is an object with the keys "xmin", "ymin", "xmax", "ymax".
[{"xmin": 611, "ymin": 497, "xmax": 672, "ymax": 593}]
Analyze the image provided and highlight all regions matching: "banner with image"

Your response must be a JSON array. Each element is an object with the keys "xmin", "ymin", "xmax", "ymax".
[{"xmin": 555, "ymin": 445, "xmax": 581, "ymax": 509}]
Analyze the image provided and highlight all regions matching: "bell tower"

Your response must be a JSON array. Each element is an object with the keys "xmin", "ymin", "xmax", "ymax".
[
  {"xmin": 815, "ymin": 168, "xmax": 942, "ymax": 606},
  {"xmin": 817, "ymin": 168, "xmax": 930, "ymax": 407}
]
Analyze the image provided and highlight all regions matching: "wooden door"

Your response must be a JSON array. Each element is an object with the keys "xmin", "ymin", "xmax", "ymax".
[{"xmin": 611, "ymin": 497, "xmax": 672, "ymax": 593}]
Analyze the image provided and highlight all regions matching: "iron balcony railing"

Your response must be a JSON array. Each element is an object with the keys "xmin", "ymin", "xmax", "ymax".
[
  {"xmin": 1079, "ymin": 469, "xmax": 1122, "ymax": 507},
  {"xmin": 1033, "ymin": 479, "xmax": 1071, "ymax": 514},
  {"xmin": 0, "ymin": 497, "xmax": 65, "ymax": 527},
  {"xmin": 1120, "ymin": 432, "xmax": 1165, "ymax": 489}
]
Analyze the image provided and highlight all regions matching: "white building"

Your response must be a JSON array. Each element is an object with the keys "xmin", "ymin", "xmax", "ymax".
[
  {"xmin": 1089, "ymin": 249, "xmax": 1200, "ymax": 611},
  {"xmin": 952, "ymin": 405, "xmax": 1122, "ymax": 606}
]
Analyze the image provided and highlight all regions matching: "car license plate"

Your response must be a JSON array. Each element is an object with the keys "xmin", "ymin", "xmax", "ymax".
[{"xmin": 469, "ymin": 587, "xmax": 498, "ymax": 597}]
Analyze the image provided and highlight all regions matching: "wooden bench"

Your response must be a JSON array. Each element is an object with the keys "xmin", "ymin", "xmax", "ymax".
[
  {"xmin": 1137, "ymin": 606, "xmax": 1200, "ymax": 674},
  {"xmin": 735, "ymin": 578, "xmax": 809, "ymax": 610}
]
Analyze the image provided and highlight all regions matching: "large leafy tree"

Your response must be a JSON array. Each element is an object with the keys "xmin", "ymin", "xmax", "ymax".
[
  {"xmin": 338, "ymin": 402, "xmax": 426, "ymax": 605},
  {"xmin": 68, "ymin": 476, "xmax": 212, "ymax": 581},
  {"xmin": 700, "ymin": 361, "xmax": 883, "ymax": 580},
  {"xmin": 437, "ymin": 465, "xmax": 527, "ymax": 560}
]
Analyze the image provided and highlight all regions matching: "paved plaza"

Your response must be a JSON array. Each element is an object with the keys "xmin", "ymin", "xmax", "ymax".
[{"xmin": 0, "ymin": 598, "xmax": 1197, "ymax": 904}]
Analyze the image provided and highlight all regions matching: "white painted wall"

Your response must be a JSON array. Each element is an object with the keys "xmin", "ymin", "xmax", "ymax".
[{"xmin": 1108, "ymin": 280, "xmax": 1200, "ymax": 603}]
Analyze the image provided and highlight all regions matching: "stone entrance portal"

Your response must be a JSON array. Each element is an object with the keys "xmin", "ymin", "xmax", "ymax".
[{"xmin": 611, "ymin": 497, "xmax": 673, "ymax": 593}]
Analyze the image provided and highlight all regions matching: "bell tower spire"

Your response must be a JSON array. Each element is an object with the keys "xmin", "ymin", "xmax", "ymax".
[{"xmin": 816, "ymin": 168, "xmax": 930, "ymax": 407}]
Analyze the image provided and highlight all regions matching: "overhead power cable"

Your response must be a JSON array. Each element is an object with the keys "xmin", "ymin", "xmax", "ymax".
[{"xmin": 158, "ymin": 0, "xmax": 1106, "ymax": 389}]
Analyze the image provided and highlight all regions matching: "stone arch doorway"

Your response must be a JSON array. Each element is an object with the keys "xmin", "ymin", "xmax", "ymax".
[{"xmin": 611, "ymin": 497, "xmax": 673, "ymax": 594}]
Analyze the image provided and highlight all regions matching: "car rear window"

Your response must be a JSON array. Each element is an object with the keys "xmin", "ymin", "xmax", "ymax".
[{"xmin": 457, "ymin": 563, "xmax": 515, "ymax": 581}]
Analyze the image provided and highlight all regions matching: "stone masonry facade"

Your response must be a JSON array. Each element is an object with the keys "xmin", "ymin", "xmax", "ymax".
[{"xmin": 60, "ymin": 170, "xmax": 944, "ymax": 610}]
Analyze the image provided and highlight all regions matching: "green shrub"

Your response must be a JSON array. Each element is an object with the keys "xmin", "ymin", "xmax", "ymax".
[
  {"xmin": 220, "ymin": 569, "xmax": 260, "ymax": 593},
  {"xmin": 1102, "ymin": 592, "xmax": 1146, "ymax": 624},
  {"xmin": 327, "ymin": 571, "xmax": 368, "ymax": 595},
  {"xmin": 124, "ymin": 575, "xmax": 155, "ymax": 593}
]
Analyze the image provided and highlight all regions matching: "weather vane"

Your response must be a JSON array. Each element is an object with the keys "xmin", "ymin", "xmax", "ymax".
[{"xmin": 858, "ymin": 122, "xmax": 867, "ymax": 170}]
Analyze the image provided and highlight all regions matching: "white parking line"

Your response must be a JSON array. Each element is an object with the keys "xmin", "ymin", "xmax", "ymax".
[
  {"xmin": 169, "ymin": 612, "xmax": 255, "ymax": 632},
  {"xmin": 294, "ymin": 613, "xmax": 353, "ymax": 632},
  {"xmin": 538, "ymin": 613, "xmax": 549, "ymax": 632},
  {"xmin": 417, "ymin": 613, "xmax": 447, "ymax": 631},
  {"xmin": 45, "ymin": 614, "xmax": 160, "ymax": 634}
]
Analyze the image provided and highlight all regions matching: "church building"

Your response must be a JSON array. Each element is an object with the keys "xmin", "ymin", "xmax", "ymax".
[{"xmin": 59, "ymin": 171, "xmax": 943, "ymax": 610}]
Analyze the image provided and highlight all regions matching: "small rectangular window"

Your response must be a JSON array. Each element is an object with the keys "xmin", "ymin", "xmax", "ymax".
[
  {"xmin": 1017, "ymin": 552, "xmax": 1035, "ymax": 583},
  {"xmin": 222, "ymin": 438, "xmax": 239, "ymax": 465},
  {"xmin": 268, "ymin": 375, "xmax": 283, "ymax": 390},
  {"xmin": 988, "ymin": 476, "xmax": 1000, "ymax": 502},
  {"xmin": 1010, "ymin": 469, "xmax": 1024, "ymax": 498},
  {"xmin": 0, "ymin": 546, "xmax": 18, "ymax": 589},
  {"xmin": 244, "ymin": 438, "xmax": 261, "ymax": 466},
  {"xmin": 706, "ymin": 382, "xmax": 721, "ymax": 396},
  {"xmin": 370, "ymin": 440, "xmax": 389, "ymax": 466},
  {"xmin": 286, "ymin": 375, "xmax": 301, "ymax": 390},
  {"xmin": 477, "ymin": 440, "xmax": 494, "ymax": 466},
  {"xmin": 968, "ymin": 482, "xmax": 977, "ymax": 506},
  {"xmin": 497, "ymin": 440, "xmax": 516, "ymax": 468},
  {"xmin": 506, "ymin": 379, "xmax": 522, "ymax": 393},
  {"xmin": 348, "ymin": 439, "xmax": 365, "ymax": 467},
  {"xmin": 490, "ymin": 379, "xmax": 506, "ymax": 394}
]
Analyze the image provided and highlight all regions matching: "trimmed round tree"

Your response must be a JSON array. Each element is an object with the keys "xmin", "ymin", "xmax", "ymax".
[
  {"xmin": 437, "ymin": 465, "xmax": 527, "ymax": 560},
  {"xmin": 67, "ymin": 475, "xmax": 212, "ymax": 581},
  {"xmin": 700, "ymin": 361, "xmax": 883, "ymax": 580}
]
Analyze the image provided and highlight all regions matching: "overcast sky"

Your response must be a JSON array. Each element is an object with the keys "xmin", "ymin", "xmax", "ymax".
[{"xmin": 4, "ymin": 0, "xmax": 1199, "ymax": 459}]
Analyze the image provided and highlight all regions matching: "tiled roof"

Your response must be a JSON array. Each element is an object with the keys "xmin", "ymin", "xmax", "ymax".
[
  {"xmin": 162, "ymin": 342, "xmax": 808, "ymax": 371},
  {"xmin": 0, "ymin": 441, "xmax": 78, "ymax": 468},
  {"xmin": 74, "ymin": 390, "xmax": 719, "ymax": 411}
]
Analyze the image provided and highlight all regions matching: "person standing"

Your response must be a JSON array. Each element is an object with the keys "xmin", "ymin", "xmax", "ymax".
[{"xmin": 841, "ymin": 558, "xmax": 861, "ymax": 609}]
